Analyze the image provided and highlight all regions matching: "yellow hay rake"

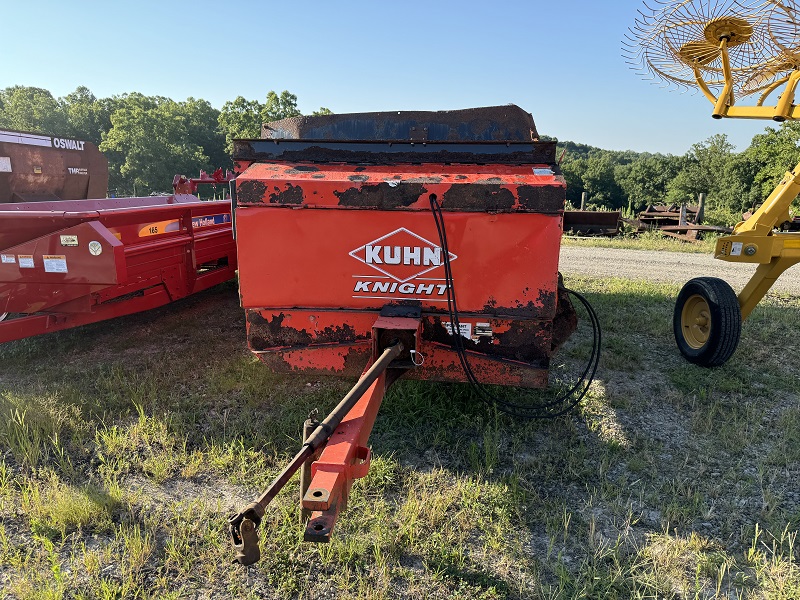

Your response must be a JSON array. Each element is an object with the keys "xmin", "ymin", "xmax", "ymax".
[{"xmin": 627, "ymin": 0, "xmax": 800, "ymax": 366}]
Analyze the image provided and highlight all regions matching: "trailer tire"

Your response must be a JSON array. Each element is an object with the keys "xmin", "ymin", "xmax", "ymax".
[{"xmin": 674, "ymin": 277, "xmax": 741, "ymax": 367}]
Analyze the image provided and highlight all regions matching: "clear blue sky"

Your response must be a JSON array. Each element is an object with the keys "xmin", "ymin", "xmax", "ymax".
[{"xmin": 4, "ymin": 0, "xmax": 777, "ymax": 155}]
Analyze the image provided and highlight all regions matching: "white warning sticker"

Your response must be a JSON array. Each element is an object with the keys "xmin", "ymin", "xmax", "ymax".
[
  {"xmin": 730, "ymin": 241, "xmax": 744, "ymax": 256},
  {"xmin": 60, "ymin": 235, "xmax": 78, "ymax": 247},
  {"xmin": 43, "ymin": 255, "xmax": 68, "ymax": 273},
  {"xmin": 442, "ymin": 322, "xmax": 472, "ymax": 339},
  {"xmin": 1, "ymin": 254, "xmax": 15, "ymax": 264},
  {"xmin": 0, "ymin": 157, "xmax": 11, "ymax": 172},
  {"xmin": 18, "ymin": 255, "xmax": 34, "ymax": 268}
]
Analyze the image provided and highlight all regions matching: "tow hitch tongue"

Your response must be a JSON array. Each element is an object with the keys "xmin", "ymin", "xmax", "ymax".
[{"xmin": 229, "ymin": 339, "xmax": 407, "ymax": 565}]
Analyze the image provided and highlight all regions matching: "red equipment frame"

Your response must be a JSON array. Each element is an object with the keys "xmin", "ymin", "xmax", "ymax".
[
  {"xmin": 0, "ymin": 194, "xmax": 236, "ymax": 343},
  {"xmin": 301, "ymin": 314, "xmax": 420, "ymax": 541}
]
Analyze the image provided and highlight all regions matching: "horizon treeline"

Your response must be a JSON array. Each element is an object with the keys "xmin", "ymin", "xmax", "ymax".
[
  {"xmin": 1, "ymin": 85, "xmax": 799, "ymax": 224},
  {"xmin": 0, "ymin": 85, "xmax": 330, "ymax": 197}
]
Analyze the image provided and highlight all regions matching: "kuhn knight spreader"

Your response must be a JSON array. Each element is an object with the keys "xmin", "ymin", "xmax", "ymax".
[{"xmin": 228, "ymin": 106, "xmax": 599, "ymax": 564}]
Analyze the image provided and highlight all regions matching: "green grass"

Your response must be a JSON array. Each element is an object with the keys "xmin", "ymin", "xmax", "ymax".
[
  {"xmin": 562, "ymin": 230, "xmax": 719, "ymax": 254},
  {"xmin": 0, "ymin": 278, "xmax": 799, "ymax": 598}
]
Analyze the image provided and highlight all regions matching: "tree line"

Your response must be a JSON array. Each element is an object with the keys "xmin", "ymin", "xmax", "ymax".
[
  {"xmin": 1, "ymin": 85, "xmax": 799, "ymax": 224},
  {"xmin": 0, "ymin": 86, "xmax": 330, "ymax": 197},
  {"xmin": 559, "ymin": 127, "xmax": 800, "ymax": 225}
]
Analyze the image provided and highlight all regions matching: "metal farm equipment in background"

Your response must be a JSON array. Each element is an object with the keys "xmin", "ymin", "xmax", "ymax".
[
  {"xmin": 0, "ymin": 169, "xmax": 237, "ymax": 343},
  {"xmin": 0, "ymin": 129, "xmax": 108, "ymax": 204},
  {"xmin": 628, "ymin": 0, "xmax": 800, "ymax": 366},
  {"xmin": 227, "ymin": 106, "xmax": 600, "ymax": 563}
]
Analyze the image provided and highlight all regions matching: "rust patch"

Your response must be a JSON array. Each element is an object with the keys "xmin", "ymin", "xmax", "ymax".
[
  {"xmin": 491, "ymin": 321, "xmax": 551, "ymax": 365},
  {"xmin": 552, "ymin": 286, "xmax": 578, "ymax": 352},
  {"xmin": 311, "ymin": 174, "xmax": 325, "ymax": 179},
  {"xmin": 348, "ymin": 175, "xmax": 370, "ymax": 182},
  {"xmin": 247, "ymin": 311, "xmax": 363, "ymax": 352},
  {"xmin": 440, "ymin": 184, "xmax": 515, "ymax": 212},
  {"xmin": 422, "ymin": 317, "xmax": 551, "ymax": 367},
  {"xmin": 354, "ymin": 166, "xmax": 367, "ymax": 172},
  {"xmin": 335, "ymin": 182, "xmax": 427, "ymax": 209},
  {"xmin": 404, "ymin": 176, "xmax": 443, "ymax": 184},
  {"xmin": 341, "ymin": 345, "xmax": 371, "ymax": 374},
  {"xmin": 247, "ymin": 312, "xmax": 312, "ymax": 350},
  {"xmin": 286, "ymin": 165, "xmax": 320, "ymax": 174},
  {"xmin": 268, "ymin": 183, "xmax": 304, "ymax": 205},
  {"xmin": 259, "ymin": 106, "xmax": 539, "ymax": 141},
  {"xmin": 482, "ymin": 288, "xmax": 557, "ymax": 318},
  {"xmin": 236, "ymin": 180, "xmax": 267, "ymax": 204},
  {"xmin": 256, "ymin": 346, "xmax": 370, "ymax": 378},
  {"xmin": 516, "ymin": 184, "xmax": 565, "ymax": 213}
]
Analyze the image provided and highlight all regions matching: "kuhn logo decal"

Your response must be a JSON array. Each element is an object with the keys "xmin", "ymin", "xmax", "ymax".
[{"xmin": 349, "ymin": 227, "xmax": 456, "ymax": 300}]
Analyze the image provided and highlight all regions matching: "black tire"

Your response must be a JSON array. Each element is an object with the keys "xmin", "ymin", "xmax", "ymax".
[{"xmin": 673, "ymin": 277, "xmax": 741, "ymax": 367}]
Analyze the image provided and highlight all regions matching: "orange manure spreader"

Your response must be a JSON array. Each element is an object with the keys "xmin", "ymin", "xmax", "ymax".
[{"xmin": 228, "ymin": 106, "xmax": 599, "ymax": 564}]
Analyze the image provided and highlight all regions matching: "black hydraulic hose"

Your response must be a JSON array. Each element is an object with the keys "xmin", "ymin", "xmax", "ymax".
[{"xmin": 429, "ymin": 194, "xmax": 601, "ymax": 420}]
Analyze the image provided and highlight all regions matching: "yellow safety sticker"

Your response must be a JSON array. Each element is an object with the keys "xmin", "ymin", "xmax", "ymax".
[
  {"xmin": 138, "ymin": 219, "xmax": 180, "ymax": 237},
  {"xmin": 43, "ymin": 255, "xmax": 68, "ymax": 273}
]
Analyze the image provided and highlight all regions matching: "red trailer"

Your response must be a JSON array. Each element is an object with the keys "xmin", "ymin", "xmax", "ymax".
[{"xmin": 0, "ymin": 193, "xmax": 236, "ymax": 343}]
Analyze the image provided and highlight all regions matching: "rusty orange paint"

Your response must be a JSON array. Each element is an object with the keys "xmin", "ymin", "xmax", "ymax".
[{"xmin": 235, "ymin": 156, "xmax": 570, "ymax": 388}]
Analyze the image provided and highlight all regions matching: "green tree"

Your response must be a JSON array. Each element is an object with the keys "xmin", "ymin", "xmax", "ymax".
[
  {"xmin": 218, "ymin": 91, "xmax": 334, "ymax": 153},
  {"xmin": 736, "ymin": 123, "xmax": 800, "ymax": 202},
  {"xmin": 581, "ymin": 153, "xmax": 624, "ymax": 209},
  {"xmin": 666, "ymin": 134, "xmax": 735, "ymax": 203},
  {"xmin": 0, "ymin": 86, "xmax": 68, "ymax": 134},
  {"xmin": 100, "ymin": 94, "xmax": 208, "ymax": 195},
  {"xmin": 217, "ymin": 96, "xmax": 263, "ymax": 153},
  {"xmin": 182, "ymin": 97, "xmax": 226, "ymax": 169},
  {"xmin": 616, "ymin": 154, "xmax": 684, "ymax": 212},
  {"xmin": 560, "ymin": 156, "xmax": 587, "ymax": 207},
  {"xmin": 60, "ymin": 86, "xmax": 112, "ymax": 145},
  {"xmin": 261, "ymin": 90, "xmax": 301, "ymax": 123}
]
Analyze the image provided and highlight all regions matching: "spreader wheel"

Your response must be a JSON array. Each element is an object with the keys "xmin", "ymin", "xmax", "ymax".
[{"xmin": 674, "ymin": 277, "xmax": 741, "ymax": 367}]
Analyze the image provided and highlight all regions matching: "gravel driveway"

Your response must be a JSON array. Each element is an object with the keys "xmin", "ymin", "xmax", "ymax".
[{"xmin": 558, "ymin": 246, "xmax": 800, "ymax": 295}]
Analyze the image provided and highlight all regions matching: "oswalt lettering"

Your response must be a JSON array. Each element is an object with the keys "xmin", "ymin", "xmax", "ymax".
[{"xmin": 52, "ymin": 138, "xmax": 85, "ymax": 151}]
